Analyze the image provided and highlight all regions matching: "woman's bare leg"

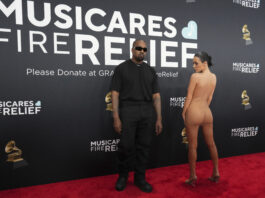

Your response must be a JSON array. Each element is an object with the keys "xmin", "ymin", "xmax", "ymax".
[
  {"xmin": 202, "ymin": 123, "xmax": 219, "ymax": 177},
  {"xmin": 186, "ymin": 124, "xmax": 199, "ymax": 179}
]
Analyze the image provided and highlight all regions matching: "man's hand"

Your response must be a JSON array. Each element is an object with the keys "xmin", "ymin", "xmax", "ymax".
[
  {"xmin": 113, "ymin": 118, "xmax": 122, "ymax": 134},
  {"xmin": 155, "ymin": 119, "xmax": 163, "ymax": 135},
  {"xmin": 112, "ymin": 90, "xmax": 121, "ymax": 134},
  {"xmin": 152, "ymin": 93, "xmax": 162, "ymax": 135}
]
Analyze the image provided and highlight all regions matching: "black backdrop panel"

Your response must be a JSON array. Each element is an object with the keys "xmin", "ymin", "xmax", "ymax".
[{"xmin": 0, "ymin": 0, "xmax": 264, "ymax": 189}]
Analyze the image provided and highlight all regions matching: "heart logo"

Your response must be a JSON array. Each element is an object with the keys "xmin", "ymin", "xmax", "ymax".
[
  {"xmin": 181, "ymin": 20, "xmax": 197, "ymax": 40},
  {"xmin": 35, "ymin": 101, "xmax": 41, "ymax": 106}
]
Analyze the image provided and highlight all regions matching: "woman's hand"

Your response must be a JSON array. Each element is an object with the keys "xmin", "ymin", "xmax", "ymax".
[{"xmin": 182, "ymin": 112, "xmax": 186, "ymax": 122}]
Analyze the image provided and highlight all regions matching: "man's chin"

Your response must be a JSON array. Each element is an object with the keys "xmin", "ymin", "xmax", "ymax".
[{"xmin": 136, "ymin": 57, "xmax": 144, "ymax": 62}]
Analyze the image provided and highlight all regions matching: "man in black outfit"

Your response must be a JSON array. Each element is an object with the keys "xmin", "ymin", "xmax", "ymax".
[{"xmin": 110, "ymin": 39, "xmax": 162, "ymax": 193}]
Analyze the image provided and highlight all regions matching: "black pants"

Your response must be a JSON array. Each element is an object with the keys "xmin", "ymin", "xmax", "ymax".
[{"xmin": 117, "ymin": 103, "xmax": 155, "ymax": 181}]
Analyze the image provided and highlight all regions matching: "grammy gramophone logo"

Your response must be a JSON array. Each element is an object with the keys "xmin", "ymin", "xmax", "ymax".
[
  {"xmin": 241, "ymin": 90, "xmax": 252, "ymax": 110},
  {"xmin": 105, "ymin": 91, "xmax": 113, "ymax": 111},
  {"xmin": 242, "ymin": 24, "xmax": 253, "ymax": 45},
  {"xmin": 5, "ymin": 140, "xmax": 24, "ymax": 162},
  {"xmin": 181, "ymin": 128, "xmax": 189, "ymax": 144},
  {"xmin": 5, "ymin": 140, "xmax": 28, "ymax": 169}
]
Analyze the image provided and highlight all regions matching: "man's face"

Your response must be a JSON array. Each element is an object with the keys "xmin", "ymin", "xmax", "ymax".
[{"xmin": 132, "ymin": 40, "xmax": 147, "ymax": 62}]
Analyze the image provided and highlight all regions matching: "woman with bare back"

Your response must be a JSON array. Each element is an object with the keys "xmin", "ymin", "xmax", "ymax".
[{"xmin": 182, "ymin": 51, "xmax": 219, "ymax": 186}]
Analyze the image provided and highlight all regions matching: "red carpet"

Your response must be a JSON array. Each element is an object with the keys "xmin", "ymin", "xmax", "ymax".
[{"xmin": 1, "ymin": 152, "xmax": 265, "ymax": 198}]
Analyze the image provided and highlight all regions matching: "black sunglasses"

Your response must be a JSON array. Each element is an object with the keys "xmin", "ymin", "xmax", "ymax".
[{"xmin": 134, "ymin": 46, "xmax": 148, "ymax": 52}]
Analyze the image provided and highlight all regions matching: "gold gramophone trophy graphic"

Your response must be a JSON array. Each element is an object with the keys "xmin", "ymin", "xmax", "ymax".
[
  {"xmin": 181, "ymin": 128, "xmax": 189, "ymax": 148},
  {"xmin": 242, "ymin": 24, "xmax": 253, "ymax": 45},
  {"xmin": 5, "ymin": 140, "xmax": 28, "ymax": 169},
  {"xmin": 105, "ymin": 91, "xmax": 113, "ymax": 111},
  {"xmin": 241, "ymin": 90, "xmax": 252, "ymax": 110}
]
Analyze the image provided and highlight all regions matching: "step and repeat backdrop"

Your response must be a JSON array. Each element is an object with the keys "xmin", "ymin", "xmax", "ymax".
[{"xmin": 0, "ymin": 0, "xmax": 264, "ymax": 190}]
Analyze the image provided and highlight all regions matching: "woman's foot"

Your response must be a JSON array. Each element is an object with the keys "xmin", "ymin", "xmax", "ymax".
[
  {"xmin": 208, "ymin": 175, "xmax": 220, "ymax": 183},
  {"xmin": 185, "ymin": 176, "xmax": 197, "ymax": 187}
]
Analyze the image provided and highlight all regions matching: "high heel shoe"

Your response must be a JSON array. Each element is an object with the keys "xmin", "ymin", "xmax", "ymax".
[
  {"xmin": 185, "ymin": 177, "xmax": 197, "ymax": 187},
  {"xmin": 208, "ymin": 175, "xmax": 220, "ymax": 183}
]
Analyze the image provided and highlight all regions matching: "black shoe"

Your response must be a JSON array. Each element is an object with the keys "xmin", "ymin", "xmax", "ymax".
[
  {"xmin": 134, "ymin": 180, "xmax": 152, "ymax": 193},
  {"xmin": 115, "ymin": 176, "xmax": 128, "ymax": 191}
]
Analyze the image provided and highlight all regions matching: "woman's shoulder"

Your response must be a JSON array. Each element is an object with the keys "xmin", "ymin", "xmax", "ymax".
[
  {"xmin": 190, "ymin": 73, "xmax": 200, "ymax": 82},
  {"xmin": 209, "ymin": 72, "xmax": 217, "ymax": 84},
  {"xmin": 210, "ymin": 72, "xmax": 216, "ymax": 80},
  {"xmin": 191, "ymin": 72, "xmax": 200, "ymax": 78}
]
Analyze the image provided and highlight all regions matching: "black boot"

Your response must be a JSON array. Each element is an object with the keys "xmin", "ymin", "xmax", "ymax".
[
  {"xmin": 115, "ymin": 176, "xmax": 128, "ymax": 191},
  {"xmin": 134, "ymin": 179, "xmax": 152, "ymax": 193}
]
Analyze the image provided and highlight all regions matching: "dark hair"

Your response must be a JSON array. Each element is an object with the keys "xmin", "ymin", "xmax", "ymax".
[
  {"xmin": 194, "ymin": 51, "xmax": 213, "ymax": 67},
  {"xmin": 132, "ymin": 39, "xmax": 146, "ymax": 47}
]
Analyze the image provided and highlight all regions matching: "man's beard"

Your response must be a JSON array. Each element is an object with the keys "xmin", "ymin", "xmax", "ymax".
[{"xmin": 135, "ymin": 54, "xmax": 144, "ymax": 61}]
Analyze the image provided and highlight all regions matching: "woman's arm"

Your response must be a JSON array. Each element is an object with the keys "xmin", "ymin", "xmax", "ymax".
[
  {"xmin": 207, "ymin": 75, "xmax": 216, "ymax": 106},
  {"xmin": 182, "ymin": 73, "xmax": 197, "ymax": 121}
]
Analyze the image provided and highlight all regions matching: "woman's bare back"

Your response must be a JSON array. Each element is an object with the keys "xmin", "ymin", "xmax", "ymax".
[{"xmin": 185, "ymin": 72, "xmax": 216, "ymax": 126}]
